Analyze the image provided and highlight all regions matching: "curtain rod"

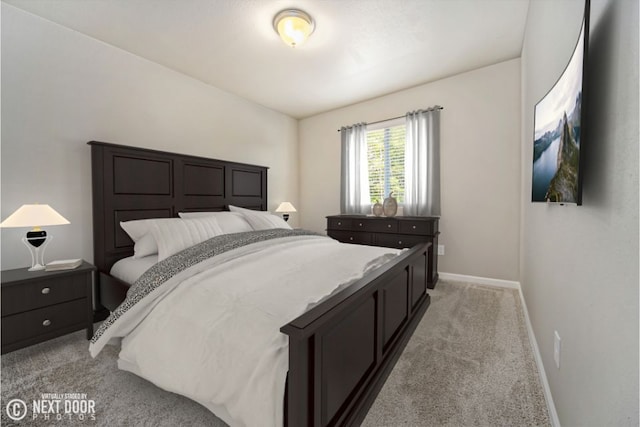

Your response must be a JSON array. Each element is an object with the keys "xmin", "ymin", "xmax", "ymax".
[{"xmin": 337, "ymin": 106, "xmax": 443, "ymax": 132}]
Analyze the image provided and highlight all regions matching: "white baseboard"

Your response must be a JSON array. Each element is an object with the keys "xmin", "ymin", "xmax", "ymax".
[
  {"xmin": 439, "ymin": 272, "xmax": 520, "ymax": 289},
  {"xmin": 516, "ymin": 286, "xmax": 561, "ymax": 427},
  {"xmin": 438, "ymin": 272, "xmax": 560, "ymax": 426}
]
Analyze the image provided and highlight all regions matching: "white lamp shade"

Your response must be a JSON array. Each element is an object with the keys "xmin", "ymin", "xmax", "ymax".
[
  {"xmin": 275, "ymin": 202, "xmax": 297, "ymax": 213},
  {"xmin": 0, "ymin": 204, "xmax": 70, "ymax": 228}
]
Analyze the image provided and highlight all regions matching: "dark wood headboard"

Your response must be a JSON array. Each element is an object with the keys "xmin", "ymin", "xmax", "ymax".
[{"xmin": 89, "ymin": 141, "xmax": 268, "ymax": 274}]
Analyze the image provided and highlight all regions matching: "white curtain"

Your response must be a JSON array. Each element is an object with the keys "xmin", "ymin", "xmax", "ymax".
[
  {"xmin": 404, "ymin": 108, "xmax": 441, "ymax": 216},
  {"xmin": 340, "ymin": 123, "xmax": 371, "ymax": 214}
]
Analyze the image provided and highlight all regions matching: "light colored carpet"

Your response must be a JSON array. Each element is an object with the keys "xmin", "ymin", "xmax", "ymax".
[
  {"xmin": 0, "ymin": 329, "xmax": 226, "ymax": 426},
  {"xmin": 1, "ymin": 280, "xmax": 549, "ymax": 426},
  {"xmin": 362, "ymin": 281, "xmax": 550, "ymax": 427}
]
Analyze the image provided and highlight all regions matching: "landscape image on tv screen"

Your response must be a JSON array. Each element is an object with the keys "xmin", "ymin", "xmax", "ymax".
[{"xmin": 531, "ymin": 22, "xmax": 585, "ymax": 204}]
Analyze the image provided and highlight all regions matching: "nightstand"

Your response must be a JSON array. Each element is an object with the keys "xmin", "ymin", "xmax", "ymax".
[{"xmin": 1, "ymin": 261, "xmax": 95, "ymax": 354}]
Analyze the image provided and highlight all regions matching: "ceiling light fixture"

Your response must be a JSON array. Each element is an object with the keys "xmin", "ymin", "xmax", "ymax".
[{"xmin": 273, "ymin": 9, "xmax": 315, "ymax": 48}]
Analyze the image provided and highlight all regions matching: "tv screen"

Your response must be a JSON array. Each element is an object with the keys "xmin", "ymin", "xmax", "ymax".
[{"xmin": 531, "ymin": 0, "xmax": 589, "ymax": 205}]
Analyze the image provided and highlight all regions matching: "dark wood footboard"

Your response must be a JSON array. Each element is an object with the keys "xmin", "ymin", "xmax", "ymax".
[{"xmin": 281, "ymin": 242, "xmax": 431, "ymax": 427}]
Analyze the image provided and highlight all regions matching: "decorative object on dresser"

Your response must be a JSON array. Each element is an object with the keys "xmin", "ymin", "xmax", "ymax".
[
  {"xmin": 275, "ymin": 201, "xmax": 297, "ymax": 222},
  {"xmin": 382, "ymin": 192, "xmax": 398, "ymax": 217},
  {"xmin": 327, "ymin": 214, "xmax": 439, "ymax": 288},
  {"xmin": 372, "ymin": 200, "xmax": 383, "ymax": 216},
  {"xmin": 1, "ymin": 261, "xmax": 95, "ymax": 354},
  {"xmin": 0, "ymin": 204, "xmax": 70, "ymax": 271}
]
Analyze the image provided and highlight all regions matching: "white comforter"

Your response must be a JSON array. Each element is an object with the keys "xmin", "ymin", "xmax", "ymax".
[{"xmin": 90, "ymin": 234, "xmax": 399, "ymax": 427}]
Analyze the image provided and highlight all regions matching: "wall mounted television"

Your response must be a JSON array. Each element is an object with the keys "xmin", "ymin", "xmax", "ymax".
[{"xmin": 531, "ymin": 0, "xmax": 590, "ymax": 205}]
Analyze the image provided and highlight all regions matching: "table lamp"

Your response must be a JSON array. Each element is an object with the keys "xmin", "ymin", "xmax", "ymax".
[
  {"xmin": 275, "ymin": 202, "xmax": 297, "ymax": 222},
  {"xmin": 0, "ymin": 204, "xmax": 70, "ymax": 271}
]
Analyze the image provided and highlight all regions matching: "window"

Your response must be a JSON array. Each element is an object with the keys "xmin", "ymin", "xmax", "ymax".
[
  {"xmin": 341, "ymin": 109, "xmax": 440, "ymax": 216},
  {"xmin": 366, "ymin": 122, "xmax": 406, "ymax": 204}
]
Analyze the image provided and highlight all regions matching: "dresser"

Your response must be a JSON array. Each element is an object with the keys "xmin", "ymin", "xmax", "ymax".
[
  {"xmin": 1, "ymin": 261, "xmax": 95, "ymax": 354},
  {"xmin": 326, "ymin": 215, "xmax": 439, "ymax": 288}
]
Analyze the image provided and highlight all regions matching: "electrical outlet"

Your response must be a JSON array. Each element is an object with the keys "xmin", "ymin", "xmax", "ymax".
[
  {"xmin": 554, "ymin": 330, "xmax": 561, "ymax": 369},
  {"xmin": 437, "ymin": 245, "xmax": 445, "ymax": 256}
]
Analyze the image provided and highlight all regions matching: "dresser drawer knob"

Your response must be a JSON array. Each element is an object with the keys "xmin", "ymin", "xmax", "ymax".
[
  {"xmin": 358, "ymin": 223, "xmax": 363, "ymax": 226},
  {"xmin": 337, "ymin": 222, "xmax": 342, "ymax": 226},
  {"xmin": 42, "ymin": 319, "xmax": 52, "ymax": 327},
  {"xmin": 349, "ymin": 237, "xmax": 354, "ymax": 241},
  {"xmin": 41, "ymin": 287, "xmax": 51, "ymax": 294},
  {"xmin": 412, "ymin": 225, "xmax": 417, "ymax": 229},
  {"xmin": 398, "ymin": 241, "xmax": 403, "ymax": 245},
  {"xmin": 387, "ymin": 224, "xmax": 391, "ymax": 228}
]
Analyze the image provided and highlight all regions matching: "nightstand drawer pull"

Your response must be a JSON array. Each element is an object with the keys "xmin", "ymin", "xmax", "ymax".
[
  {"xmin": 41, "ymin": 287, "xmax": 51, "ymax": 294},
  {"xmin": 388, "ymin": 224, "xmax": 392, "ymax": 228},
  {"xmin": 337, "ymin": 221, "xmax": 342, "ymax": 226},
  {"xmin": 398, "ymin": 241, "xmax": 403, "ymax": 245},
  {"xmin": 358, "ymin": 223, "xmax": 363, "ymax": 227},
  {"xmin": 412, "ymin": 225, "xmax": 417, "ymax": 229},
  {"xmin": 349, "ymin": 237, "xmax": 354, "ymax": 241},
  {"xmin": 42, "ymin": 319, "xmax": 52, "ymax": 327}
]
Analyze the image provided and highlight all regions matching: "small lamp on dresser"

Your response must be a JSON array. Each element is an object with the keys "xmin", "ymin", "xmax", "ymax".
[
  {"xmin": 0, "ymin": 204, "xmax": 70, "ymax": 271},
  {"xmin": 275, "ymin": 202, "xmax": 297, "ymax": 222}
]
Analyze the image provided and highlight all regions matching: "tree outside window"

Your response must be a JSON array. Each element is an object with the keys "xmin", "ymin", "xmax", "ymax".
[{"xmin": 366, "ymin": 124, "xmax": 405, "ymax": 204}]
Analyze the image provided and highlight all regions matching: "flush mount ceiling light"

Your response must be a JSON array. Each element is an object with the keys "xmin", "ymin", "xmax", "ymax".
[{"xmin": 273, "ymin": 9, "xmax": 315, "ymax": 47}]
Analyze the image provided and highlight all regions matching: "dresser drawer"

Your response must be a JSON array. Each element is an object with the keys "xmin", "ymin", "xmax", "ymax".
[
  {"xmin": 363, "ymin": 219, "xmax": 398, "ymax": 233},
  {"xmin": 328, "ymin": 230, "xmax": 374, "ymax": 245},
  {"xmin": 1, "ymin": 298, "xmax": 88, "ymax": 347},
  {"xmin": 398, "ymin": 220, "xmax": 435, "ymax": 235},
  {"xmin": 375, "ymin": 234, "xmax": 427, "ymax": 249},
  {"xmin": 350, "ymin": 219, "xmax": 369, "ymax": 231},
  {"xmin": 1, "ymin": 274, "xmax": 88, "ymax": 316},
  {"xmin": 327, "ymin": 218, "xmax": 352, "ymax": 230}
]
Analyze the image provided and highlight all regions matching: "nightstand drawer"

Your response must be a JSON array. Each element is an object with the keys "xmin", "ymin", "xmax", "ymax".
[
  {"xmin": 1, "ymin": 274, "xmax": 88, "ymax": 316},
  {"xmin": 1, "ymin": 299, "xmax": 88, "ymax": 347}
]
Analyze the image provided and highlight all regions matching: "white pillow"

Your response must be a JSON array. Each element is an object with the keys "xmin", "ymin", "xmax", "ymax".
[
  {"xmin": 228, "ymin": 205, "xmax": 292, "ymax": 231},
  {"xmin": 120, "ymin": 218, "xmax": 167, "ymax": 241},
  {"xmin": 132, "ymin": 233, "xmax": 158, "ymax": 258},
  {"xmin": 178, "ymin": 211, "xmax": 253, "ymax": 234},
  {"xmin": 150, "ymin": 216, "xmax": 224, "ymax": 261},
  {"xmin": 120, "ymin": 218, "xmax": 176, "ymax": 258}
]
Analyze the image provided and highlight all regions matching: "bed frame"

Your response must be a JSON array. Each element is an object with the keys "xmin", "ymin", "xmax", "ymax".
[{"xmin": 89, "ymin": 141, "xmax": 431, "ymax": 427}]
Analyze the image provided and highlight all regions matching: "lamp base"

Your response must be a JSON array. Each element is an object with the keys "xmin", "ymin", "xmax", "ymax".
[
  {"xmin": 28, "ymin": 263, "xmax": 46, "ymax": 272},
  {"xmin": 283, "ymin": 213, "xmax": 290, "ymax": 222},
  {"xmin": 22, "ymin": 234, "xmax": 52, "ymax": 272}
]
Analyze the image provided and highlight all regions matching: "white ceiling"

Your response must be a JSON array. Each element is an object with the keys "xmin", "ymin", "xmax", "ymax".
[{"xmin": 4, "ymin": 0, "xmax": 530, "ymax": 118}]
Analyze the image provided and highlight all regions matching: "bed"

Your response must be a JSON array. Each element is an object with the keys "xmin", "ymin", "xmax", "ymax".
[{"xmin": 88, "ymin": 141, "xmax": 431, "ymax": 426}]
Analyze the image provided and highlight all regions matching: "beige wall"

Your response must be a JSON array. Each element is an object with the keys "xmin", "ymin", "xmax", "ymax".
[
  {"xmin": 0, "ymin": 4, "xmax": 299, "ymax": 270},
  {"xmin": 299, "ymin": 59, "xmax": 522, "ymax": 281},
  {"xmin": 520, "ymin": 0, "xmax": 639, "ymax": 424}
]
